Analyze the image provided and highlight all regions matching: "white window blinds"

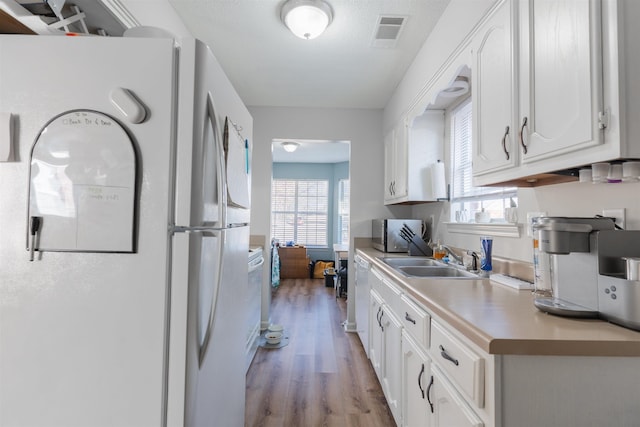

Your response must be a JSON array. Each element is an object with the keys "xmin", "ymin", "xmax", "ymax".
[
  {"xmin": 450, "ymin": 98, "xmax": 517, "ymax": 221},
  {"xmin": 271, "ymin": 179, "xmax": 328, "ymax": 247}
]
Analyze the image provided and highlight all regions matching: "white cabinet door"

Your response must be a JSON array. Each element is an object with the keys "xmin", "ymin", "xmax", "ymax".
[
  {"xmin": 472, "ymin": 0, "xmax": 517, "ymax": 176},
  {"xmin": 430, "ymin": 365, "xmax": 484, "ymax": 427},
  {"xmin": 394, "ymin": 119, "xmax": 408, "ymax": 200},
  {"xmin": 402, "ymin": 331, "xmax": 431, "ymax": 427},
  {"xmin": 381, "ymin": 306, "xmax": 403, "ymax": 427},
  {"xmin": 384, "ymin": 119, "xmax": 409, "ymax": 204},
  {"xmin": 519, "ymin": 0, "xmax": 604, "ymax": 163},
  {"xmin": 369, "ymin": 289, "xmax": 384, "ymax": 381},
  {"xmin": 384, "ymin": 128, "xmax": 396, "ymax": 202}
]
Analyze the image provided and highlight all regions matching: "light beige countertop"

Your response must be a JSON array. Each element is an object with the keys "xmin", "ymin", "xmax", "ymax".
[{"xmin": 356, "ymin": 247, "xmax": 640, "ymax": 357}]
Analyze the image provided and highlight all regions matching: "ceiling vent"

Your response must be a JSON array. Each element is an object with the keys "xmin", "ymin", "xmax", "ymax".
[{"xmin": 372, "ymin": 15, "xmax": 406, "ymax": 48}]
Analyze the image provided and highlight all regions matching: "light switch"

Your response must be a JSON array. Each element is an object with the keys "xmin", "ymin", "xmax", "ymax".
[{"xmin": 0, "ymin": 112, "xmax": 13, "ymax": 162}]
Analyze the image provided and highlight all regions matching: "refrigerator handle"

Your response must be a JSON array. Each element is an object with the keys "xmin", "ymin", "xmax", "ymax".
[
  {"xmin": 206, "ymin": 94, "xmax": 227, "ymax": 228},
  {"xmin": 198, "ymin": 228, "xmax": 225, "ymax": 366}
]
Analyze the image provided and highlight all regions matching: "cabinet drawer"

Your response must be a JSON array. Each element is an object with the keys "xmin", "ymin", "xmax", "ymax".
[
  {"xmin": 371, "ymin": 269, "xmax": 403, "ymax": 314},
  {"xmin": 429, "ymin": 321, "xmax": 484, "ymax": 408},
  {"xmin": 400, "ymin": 294, "xmax": 430, "ymax": 348}
]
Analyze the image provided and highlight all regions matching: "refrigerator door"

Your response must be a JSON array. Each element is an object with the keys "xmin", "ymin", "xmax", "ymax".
[
  {"xmin": 181, "ymin": 226, "xmax": 249, "ymax": 427},
  {"xmin": 0, "ymin": 36, "xmax": 176, "ymax": 426},
  {"xmin": 174, "ymin": 42, "xmax": 226, "ymax": 230},
  {"xmin": 174, "ymin": 39, "xmax": 251, "ymax": 229}
]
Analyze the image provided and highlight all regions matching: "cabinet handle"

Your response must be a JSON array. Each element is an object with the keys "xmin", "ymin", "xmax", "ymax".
[
  {"xmin": 501, "ymin": 126, "xmax": 510, "ymax": 160},
  {"xmin": 379, "ymin": 310, "xmax": 385, "ymax": 332},
  {"xmin": 426, "ymin": 375, "xmax": 434, "ymax": 413},
  {"xmin": 376, "ymin": 306, "xmax": 382, "ymax": 328},
  {"xmin": 519, "ymin": 116, "xmax": 529, "ymax": 154},
  {"xmin": 439, "ymin": 344, "xmax": 459, "ymax": 366},
  {"xmin": 405, "ymin": 312, "xmax": 416, "ymax": 324},
  {"xmin": 418, "ymin": 363, "xmax": 425, "ymax": 399}
]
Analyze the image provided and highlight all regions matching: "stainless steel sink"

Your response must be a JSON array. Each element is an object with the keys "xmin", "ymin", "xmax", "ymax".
[
  {"xmin": 380, "ymin": 257, "xmax": 441, "ymax": 267},
  {"xmin": 396, "ymin": 266, "xmax": 479, "ymax": 279}
]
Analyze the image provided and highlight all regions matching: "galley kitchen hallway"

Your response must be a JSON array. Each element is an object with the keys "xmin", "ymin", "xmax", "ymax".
[{"xmin": 245, "ymin": 278, "xmax": 395, "ymax": 427}]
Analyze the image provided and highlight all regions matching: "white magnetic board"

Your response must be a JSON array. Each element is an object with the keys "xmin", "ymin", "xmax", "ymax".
[
  {"xmin": 224, "ymin": 117, "xmax": 250, "ymax": 210},
  {"xmin": 28, "ymin": 110, "xmax": 136, "ymax": 252}
]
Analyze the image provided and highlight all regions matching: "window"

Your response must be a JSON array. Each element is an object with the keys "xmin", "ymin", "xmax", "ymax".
[
  {"xmin": 450, "ymin": 98, "xmax": 517, "ymax": 222},
  {"xmin": 271, "ymin": 179, "xmax": 328, "ymax": 247},
  {"xmin": 338, "ymin": 179, "xmax": 350, "ymax": 245}
]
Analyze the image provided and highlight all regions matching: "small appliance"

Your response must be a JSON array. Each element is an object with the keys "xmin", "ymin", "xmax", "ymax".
[
  {"xmin": 533, "ymin": 217, "xmax": 640, "ymax": 331},
  {"xmin": 372, "ymin": 219, "xmax": 425, "ymax": 253}
]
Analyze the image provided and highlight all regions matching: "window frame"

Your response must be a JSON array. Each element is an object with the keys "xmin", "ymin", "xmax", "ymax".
[{"xmin": 271, "ymin": 178, "xmax": 329, "ymax": 248}]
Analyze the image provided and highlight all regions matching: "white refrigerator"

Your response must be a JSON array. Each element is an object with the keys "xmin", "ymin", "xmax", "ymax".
[{"xmin": 0, "ymin": 35, "xmax": 253, "ymax": 426}]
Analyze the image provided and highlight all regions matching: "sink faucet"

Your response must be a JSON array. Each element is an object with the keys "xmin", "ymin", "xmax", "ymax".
[{"xmin": 440, "ymin": 245, "xmax": 463, "ymax": 265}]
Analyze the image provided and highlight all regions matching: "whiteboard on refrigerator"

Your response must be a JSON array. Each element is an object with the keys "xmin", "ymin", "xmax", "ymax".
[
  {"xmin": 224, "ymin": 117, "xmax": 250, "ymax": 210},
  {"xmin": 28, "ymin": 110, "xmax": 136, "ymax": 252}
]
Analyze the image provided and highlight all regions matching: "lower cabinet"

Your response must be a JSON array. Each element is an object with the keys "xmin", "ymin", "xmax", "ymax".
[
  {"xmin": 369, "ymin": 289, "xmax": 384, "ymax": 379},
  {"xmin": 370, "ymin": 287, "xmax": 402, "ymax": 426},
  {"xmin": 401, "ymin": 330, "xmax": 431, "ymax": 427},
  {"xmin": 380, "ymin": 304, "xmax": 403, "ymax": 426},
  {"xmin": 430, "ymin": 365, "xmax": 485, "ymax": 427}
]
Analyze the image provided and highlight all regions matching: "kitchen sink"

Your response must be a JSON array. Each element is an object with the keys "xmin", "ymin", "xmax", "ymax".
[
  {"xmin": 380, "ymin": 257, "xmax": 441, "ymax": 267},
  {"xmin": 396, "ymin": 266, "xmax": 479, "ymax": 279}
]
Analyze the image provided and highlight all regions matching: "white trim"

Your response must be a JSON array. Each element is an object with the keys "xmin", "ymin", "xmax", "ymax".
[
  {"xmin": 444, "ymin": 222, "xmax": 521, "ymax": 238},
  {"xmin": 99, "ymin": 0, "xmax": 141, "ymax": 29}
]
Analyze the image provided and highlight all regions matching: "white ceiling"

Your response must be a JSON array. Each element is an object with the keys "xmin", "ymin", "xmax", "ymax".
[
  {"xmin": 166, "ymin": 0, "xmax": 451, "ymax": 110},
  {"xmin": 165, "ymin": 0, "xmax": 451, "ymax": 163}
]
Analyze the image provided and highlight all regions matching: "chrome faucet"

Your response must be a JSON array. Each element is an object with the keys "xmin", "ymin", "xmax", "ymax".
[
  {"xmin": 427, "ymin": 240, "xmax": 464, "ymax": 265},
  {"xmin": 440, "ymin": 245, "xmax": 463, "ymax": 264}
]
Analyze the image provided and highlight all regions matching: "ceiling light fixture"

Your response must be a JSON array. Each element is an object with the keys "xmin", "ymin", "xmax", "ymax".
[
  {"xmin": 281, "ymin": 141, "xmax": 300, "ymax": 152},
  {"xmin": 281, "ymin": 0, "xmax": 333, "ymax": 40}
]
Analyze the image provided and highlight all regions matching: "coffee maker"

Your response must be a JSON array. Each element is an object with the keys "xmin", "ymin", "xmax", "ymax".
[{"xmin": 533, "ymin": 217, "xmax": 640, "ymax": 331}]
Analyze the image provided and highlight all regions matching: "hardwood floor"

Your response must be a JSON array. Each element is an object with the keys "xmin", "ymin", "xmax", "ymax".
[{"xmin": 245, "ymin": 278, "xmax": 395, "ymax": 427}]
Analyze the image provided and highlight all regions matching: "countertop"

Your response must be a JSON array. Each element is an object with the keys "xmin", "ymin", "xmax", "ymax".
[{"xmin": 356, "ymin": 247, "xmax": 640, "ymax": 357}]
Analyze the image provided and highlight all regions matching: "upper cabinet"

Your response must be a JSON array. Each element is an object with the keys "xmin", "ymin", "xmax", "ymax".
[
  {"xmin": 472, "ymin": 0, "xmax": 640, "ymax": 187},
  {"xmin": 472, "ymin": 0, "xmax": 517, "ymax": 176},
  {"xmin": 518, "ymin": 0, "xmax": 604, "ymax": 163},
  {"xmin": 384, "ymin": 118, "xmax": 408, "ymax": 203},
  {"xmin": 384, "ymin": 110, "xmax": 446, "ymax": 205}
]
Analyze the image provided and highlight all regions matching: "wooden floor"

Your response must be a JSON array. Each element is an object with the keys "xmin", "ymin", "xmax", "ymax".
[{"xmin": 245, "ymin": 278, "xmax": 395, "ymax": 427}]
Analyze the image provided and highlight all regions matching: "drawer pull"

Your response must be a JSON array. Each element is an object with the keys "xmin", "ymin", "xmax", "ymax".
[
  {"xmin": 376, "ymin": 307, "xmax": 383, "ymax": 331},
  {"xmin": 439, "ymin": 344, "xmax": 459, "ymax": 366},
  {"xmin": 418, "ymin": 363, "xmax": 425, "ymax": 399},
  {"xmin": 426, "ymin": 375, "xmax": 434, "ymax": 413},
  {"xmin": 405, "ymin": 312, "xmax": 416, "ymax": 324},
  {"xmin": 379, "ymin": 310, "xmax": 385, "ymax": 332}
]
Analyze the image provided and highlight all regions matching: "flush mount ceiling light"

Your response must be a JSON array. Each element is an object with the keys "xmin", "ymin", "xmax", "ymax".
[
  {"xmin": 439, "ymin": 76, "xmax": 470, "ymax": 98},
  {"xmin": 281, "ymin": 141, "xmax": 300, "ymax": 152},
  {"xmin": 281, "ymin": 0, "xmax": 333, "ymax": 40}
]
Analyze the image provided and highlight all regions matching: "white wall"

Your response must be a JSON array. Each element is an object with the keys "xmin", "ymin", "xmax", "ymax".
[{"xmin": 248, "ymin": 106, "xmax": 411, "ymax": 329}]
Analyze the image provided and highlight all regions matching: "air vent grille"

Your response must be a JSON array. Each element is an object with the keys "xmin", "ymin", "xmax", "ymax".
[{"xmin": 372, "ymin": 15, "xmax": 406, "ymax": 48}]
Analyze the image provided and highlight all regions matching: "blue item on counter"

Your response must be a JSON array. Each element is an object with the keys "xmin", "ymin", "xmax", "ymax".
[{"xmin": 481, "ymin": 236, "xmax": 493, "ymax": 271}]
